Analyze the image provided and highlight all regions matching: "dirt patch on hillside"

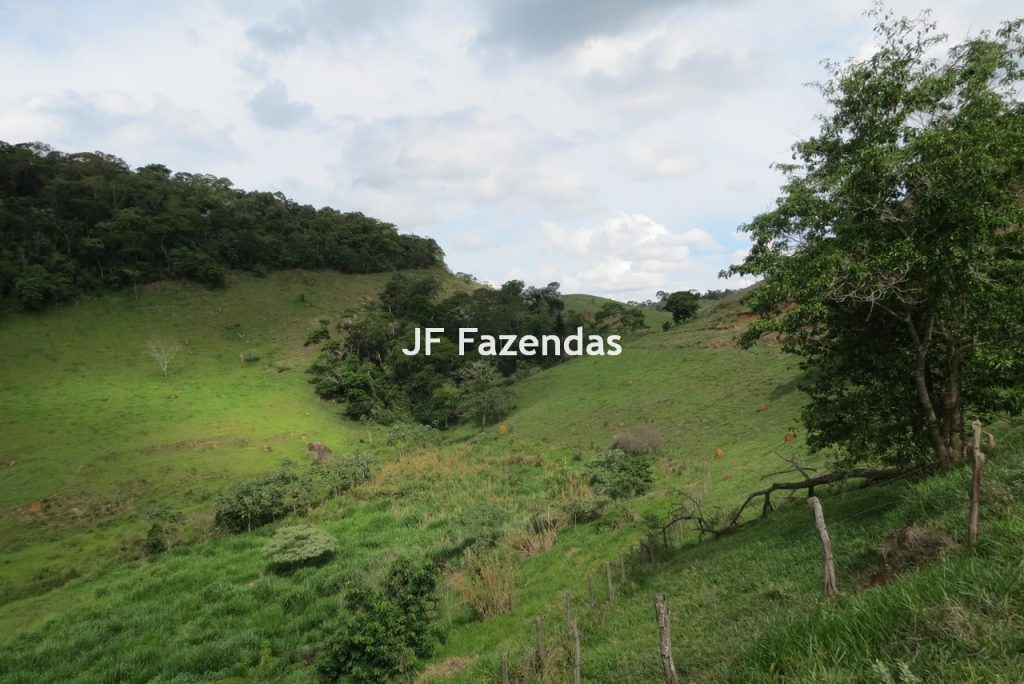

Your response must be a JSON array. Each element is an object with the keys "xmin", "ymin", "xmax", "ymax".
[{"xmin": 858, "ymin": 526, "xmax": 957, "ymax": 588}]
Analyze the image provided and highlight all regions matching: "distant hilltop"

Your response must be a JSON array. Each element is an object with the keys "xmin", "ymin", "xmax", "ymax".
[{"xmin": 0, "ymin": 141, "xmax": 445, "ymax": 312}]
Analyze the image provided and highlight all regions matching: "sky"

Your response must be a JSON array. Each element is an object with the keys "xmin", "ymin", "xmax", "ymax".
[{"xmin": 1, "ymin": 0, "xmax": 1019, "ymax": 299}]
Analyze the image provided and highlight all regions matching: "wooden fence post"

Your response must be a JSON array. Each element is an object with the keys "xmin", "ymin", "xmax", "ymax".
[
  {"xmin": 534, "ymin": 616, "xmax": 546, "ymax": 669},
  {"xmin": 564, "ymin": 591, "xmax": 573, "ymax": 631},
  {"xmin": 969, "ymin": 420, "xmax": 986, "ymax": 546},
  {"xmin": 570, "ymin": 618, "xmax": 582, "ymax": 684},
  {"xmin": 653, "ymin": 593, "xmax": 679, "ymax": 684},
  {"xmin": 619, "ymin": 552, "xmax": 626, "ymax": 584},
  {"xmin": 501, "ymin": 653, "xmax": 509, "ymax": 684},
  {"xmin": 807, "ymin": 496, "xmax": 837, "ymax": 598},
  {"xmin": 605, "ymin": 561, "xmax": 614, "ymax": 602}
]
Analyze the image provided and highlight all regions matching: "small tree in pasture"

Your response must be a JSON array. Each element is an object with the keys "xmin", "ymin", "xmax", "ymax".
[{"xmin": 146, "ymin": 340, "xmax": 181, "ymax": 378}]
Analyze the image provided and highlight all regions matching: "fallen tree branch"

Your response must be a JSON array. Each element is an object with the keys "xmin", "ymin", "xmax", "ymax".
[
  {"xmin": 664, "ymin": 464, "xmax": 923, "ymax": 540},
  {"xmin": 726, "ymin": 465, "xmax": 922, "ymax": 529}
]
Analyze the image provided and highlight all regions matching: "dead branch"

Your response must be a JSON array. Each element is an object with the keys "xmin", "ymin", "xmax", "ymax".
[
  {"xmin": 664, "ymin": 464, "xmax": 922, "ymax": 540},
  {"xmin": 725, "ymin": 465, "xmax": 921, "ymax": 530},
  {"xmin": 761, "ymin": 454, "xmax": 818, "ymax": 480}
]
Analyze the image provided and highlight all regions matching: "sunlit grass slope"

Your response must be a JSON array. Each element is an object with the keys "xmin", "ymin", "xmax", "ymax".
[
  {"xmin": 2, "ymin": 281, "xmax": 1018, "ymax": 684},
  {"xmin": 562, "ymin": 293, "xmax": 673, "ymax": 329},
  {"xmin": 0, "ymin": 269, "xmax": 454, "ymax": 591}
]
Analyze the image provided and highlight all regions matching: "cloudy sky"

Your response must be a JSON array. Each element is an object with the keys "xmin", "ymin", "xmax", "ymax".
[{"xmin": 1, "ymin": 0, "xmax": 1018, "ymax": 298}]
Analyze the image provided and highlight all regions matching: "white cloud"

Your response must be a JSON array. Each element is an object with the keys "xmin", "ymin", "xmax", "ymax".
[
  {"xmin": 1, "ymin": 0, "xmax": 1019, "ymax": 297},
  {"xmin": 0, "ymin": 91, "xmax": 242, "ymax": 169},
  {"xmin": 249, "ymin": 80, "xmax": 314, "ymax": 128},
  {"xmin": 542, "ymin": 211, "xmax": 726, "ymax": 297},
  {"xmin": 544, "ymin": 211, "xmax": 718, "ymax": 256},
  {"xmin": 454, "ymin": 232, "xmax": 490, "ymax": 250}
]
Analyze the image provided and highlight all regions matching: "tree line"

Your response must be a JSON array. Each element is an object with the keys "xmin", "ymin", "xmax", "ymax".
[
  {"xmin": 306, "ymin": 275, "xmax": 660, "ymax": 428},
  {"xmin": 0, "ymin": 141, "xmax": 444, "ymax": 311}
]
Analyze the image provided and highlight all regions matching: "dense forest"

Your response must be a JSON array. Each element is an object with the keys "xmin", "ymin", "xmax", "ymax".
[
  {"xmin": 0, "ymin": 141, "xmax": 444, "ymax": 311},
  {"xmin": 308, "ymin": 276, "xmax": 595, "ymax": 427}
]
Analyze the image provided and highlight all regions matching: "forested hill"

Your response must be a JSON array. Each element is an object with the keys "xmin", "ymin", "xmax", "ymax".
[{"xmin": 0, "ymin": 141, "xmax": 444, "ymax": 311}]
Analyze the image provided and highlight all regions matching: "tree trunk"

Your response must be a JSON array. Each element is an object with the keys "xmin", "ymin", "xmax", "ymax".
[
  {"xmin": 943, "ymin": 345, "xmax": 965, "ymax": 464},
  {"xmin": 906, "ymin": 313, "xmax": 951, "ymax": 468}
]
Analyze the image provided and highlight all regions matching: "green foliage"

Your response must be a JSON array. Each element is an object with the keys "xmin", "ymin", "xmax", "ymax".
[
  {"xmin": 317, "ymin": 558, "xmax": 443, "ymax": 683},
  {"xmin": 585, "ymin": 448, "xmax": 653, "ymax": 499},
  {"xmin": 306, "ymin": 274, "xmax": 569, "ymax": 427},
  {"xmin": 142, "ymin": 523, "xmax": 167, "ymax": 556},
  {"xmin": 385, "ymin": 422, "xmax": 441, "ymax": 457},
  {"xmin": 457, "ymin": 360, "xmax": 515, "ymax": 426},
  {"xmin": 213, "ymin": 472, "xmax": 295, "ymax": 533},
  {"xmin": 0, "ymin": 141, "xmax": 444, "ymax": 311},
  {"xmin": 263, "ymin": 525, "xmax": 336, "ymax": 570},
  {"xmin": 726, "ymin": 9, "xmax": 1024, "ymax": 467},
  {"xmin": 452, "ymin": 502, "xmax": 510, "ymax": 552},
  {"xmin": 663, "ymin": 290, "xmax": 700, "ymax": 323},
  {"xmin": 14, "ymin": 262, "xmax": 74, "ymax": 310},
  {"xmin": 594, "ymin": 301, "xmax": 647, "ymax": 334},
  {"xmin": 213, "ymin": 456, "xmax": 373, "ymax": 534},
  {"xmin": 309, "ymin": 454, "xmax": 373, "ymax": 497},
  {"xmin": 141, "ymin": 505, "xmax": 184, "ymax": 555}
]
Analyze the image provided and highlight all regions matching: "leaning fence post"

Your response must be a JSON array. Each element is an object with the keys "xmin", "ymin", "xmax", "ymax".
[
  {"xmin": 653, "ymin": 593, "xmax": 679, "ymax": 684},
  {"xmin": 564, "ymin": 591, "xmax": 573, "ymax": 631},
  {"xmin": 534, "ymin": 616, "xmax": 546, "ymax": 669},
  {"xmin": 969, "ymin": 420, "xmax": 986, "ymax": 546},
  {"xmin": 570, "ymin": 618, "xmax": 582, "ymax": 684},
  {"xmin": 500, "ymin": 653, "xmax": 509, "ymax": 684},
  {"xmin": 807, "ymin": 496, "xmax": 837, "ymax": 598}
]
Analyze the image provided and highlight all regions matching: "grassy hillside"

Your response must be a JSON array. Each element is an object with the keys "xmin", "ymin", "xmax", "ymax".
[
  {"xmin": 1, "ymin": 282, "xmax": 1021, "ymax": 683},
  {"xmin": 0, "ymin": 269, "xmax": 460, "ymax": 595},
  {"xmin": 562, "ymin": 293, "xmax": 673, "ymax": 329}
]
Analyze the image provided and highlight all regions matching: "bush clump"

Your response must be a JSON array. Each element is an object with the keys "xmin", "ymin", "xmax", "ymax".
[
  {"xmin": 586, "ymin": 448, "xmax": 653, "ymax": 499},
  {"xmin": 317, "ymin": 558, "xmax": 444, "ymax": 683},
  {"xmin": 214, "ymin": 472, "xmax": 295, "ymax": 532},
  {"xmin": 264, "ymin": 525, "xmax": 336, "ymax": 570},
  {"xmin": 214, "ymin": 456, "xmax": 373, "ymax": 533},
  {"xmin": 449, "ymin": 548, "xmax": 517, "ymax": 618}
]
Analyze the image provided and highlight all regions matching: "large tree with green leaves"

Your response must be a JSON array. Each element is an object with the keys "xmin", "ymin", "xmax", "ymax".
[{"xmin": 727, "ymin": 7, "xmax": 1024, "ymax": 469}]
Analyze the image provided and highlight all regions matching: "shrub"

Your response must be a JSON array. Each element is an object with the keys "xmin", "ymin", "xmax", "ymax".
[
  {"xmin": 168, "ymin": 246, "xmax": 226, "ymax": 288},
  {"xmin": 264, "ymin": 525, "xmax": 336, "ymax": 570},
  {"xmin": 142, "ymin": 523, "xmax": 167, "ymax": 556},
  {"xmin": 386, "ymin": 422, "xmax": 440, "ymax": 456},
  {"xmin": 508, "ymin": 511, "xmax": 562, "ymax": 558},
  {"xmin": 543, "ymin": 465, "xmax": 607, "ymax": 523},
  {"xmin": 317, "ymin": 558, "xmax": 443, "ymax": 683},
  {"xmin": 453, "ymin": 502, "xmax": 509, "ymax": 551},
  {"xmin": 309, "ymin": 454, "xmax": 373, "ymax": 498},
  {"xmin": 613, "ymin": 426, "xmax": 665, "ymax": 454},
  {"xmin": 214, "ymin": 472, "xmax": 295, "ymax": 532},
  {"xmin": 450, "ymin": 548, "xmax": 517, "ymax": 618},
  {"xmin": 586, "ymin": 449, "xmax": 653, "ymax": 499}
]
